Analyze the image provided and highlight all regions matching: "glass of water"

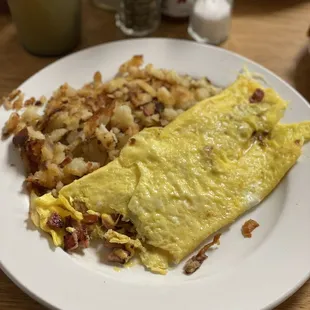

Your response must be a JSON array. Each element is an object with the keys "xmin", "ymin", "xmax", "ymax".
[{"xmin": 116, "ymin": 0, "xmax": 161, "ymax": 36}]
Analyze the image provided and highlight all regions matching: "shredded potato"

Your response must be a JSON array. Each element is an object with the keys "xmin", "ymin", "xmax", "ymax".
[{"xmin": 1, "ymin": 56, "xmax": 221, "ymax": 195}]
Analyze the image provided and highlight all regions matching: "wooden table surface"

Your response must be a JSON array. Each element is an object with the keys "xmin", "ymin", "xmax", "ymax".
[{"xmin": 0, "ymin": 0, "xmax": 309, "ymax": 309}]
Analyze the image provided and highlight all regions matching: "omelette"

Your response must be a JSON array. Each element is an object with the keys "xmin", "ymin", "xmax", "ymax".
[{"xmin": 32, "ymin": 73, "xmax": 310, "ymax": 274}]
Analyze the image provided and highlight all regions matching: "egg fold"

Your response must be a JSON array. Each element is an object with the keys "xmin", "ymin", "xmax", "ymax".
[{"xmin": 33, "ymin": 73, "xmax": 310, "ymax": 274}]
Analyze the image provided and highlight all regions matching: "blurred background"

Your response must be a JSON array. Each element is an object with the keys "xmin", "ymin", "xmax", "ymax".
[{"xmin": 0, "ymin": 0, "xmax": 309, "ymax": 101}]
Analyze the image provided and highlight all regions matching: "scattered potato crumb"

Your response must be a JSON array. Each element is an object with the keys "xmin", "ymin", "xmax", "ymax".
[
  {"xmin": 241, "ymin": 219, "xmax": 260, "ymax": 238},
  {"xmin": 2, "ymin": 112, "xmax": 20, "ymax": 137}
]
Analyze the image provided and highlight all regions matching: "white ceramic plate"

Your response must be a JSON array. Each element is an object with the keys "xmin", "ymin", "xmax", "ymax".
[{"xmin": 0, "ymin": 39, "xmax": 309, "ymax": 310}]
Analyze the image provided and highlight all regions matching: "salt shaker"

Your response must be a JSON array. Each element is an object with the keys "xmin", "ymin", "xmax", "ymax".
[
  {"xmin": 116, "ymin": 0, "xmax": 161, "ymax": 36},
  {"xmin": 188, "ymin": 0, "xmax": 233, "ymax": 45}
]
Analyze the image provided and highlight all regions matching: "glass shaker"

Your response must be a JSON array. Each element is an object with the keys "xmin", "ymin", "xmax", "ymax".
[
  {"xmin": 8, "ymin": 0, "xmax": 81, "ymax": 56},
  {"xmin": 116, "ymin": 0, "xmax": 161, "ymax": 36},
  {"xmin": 188, "ymin": 0, "xmax": 233, "ymax": 45}
]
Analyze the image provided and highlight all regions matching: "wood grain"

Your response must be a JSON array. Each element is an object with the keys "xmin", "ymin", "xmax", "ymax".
[{"xmin": 0, "ymin": 0, "xmax": 309, "ymax": 309}]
